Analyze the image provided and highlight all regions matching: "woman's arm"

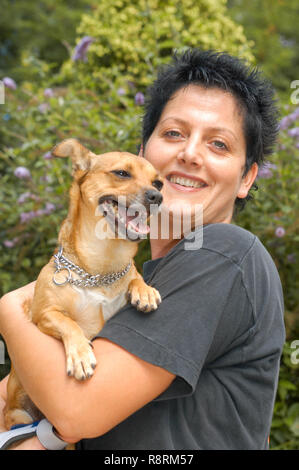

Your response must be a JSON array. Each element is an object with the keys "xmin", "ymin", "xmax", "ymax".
[{"xmin": 0, "ymin": 285, "xmax": 175, "ymax": 443}]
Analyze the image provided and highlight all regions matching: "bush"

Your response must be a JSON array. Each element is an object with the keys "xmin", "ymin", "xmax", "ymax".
[{"xmin": 0, "ymin": 0, "xmax": 92, "ymax": 83}]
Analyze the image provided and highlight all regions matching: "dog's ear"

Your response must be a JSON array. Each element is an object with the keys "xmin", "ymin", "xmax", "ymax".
[{"xmin": 52, "ymin": 139, "xmax": 96, "ymax": 174}]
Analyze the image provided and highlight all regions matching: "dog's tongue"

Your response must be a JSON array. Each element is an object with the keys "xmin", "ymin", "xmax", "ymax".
[{"xmin": 126, "ymin": 215, "xmax": 150, "ymax": 234}]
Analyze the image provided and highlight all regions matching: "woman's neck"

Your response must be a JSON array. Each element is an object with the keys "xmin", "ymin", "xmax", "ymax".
[{"xmin": 149, "ymin": 237, "xmax": 181, "ymax": 260}]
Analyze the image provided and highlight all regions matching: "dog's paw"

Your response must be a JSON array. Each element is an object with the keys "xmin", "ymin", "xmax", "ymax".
[
  {"xmin": 128, "ymin": 279, "xmax": 161, "ymax": 313},
  {"xmin": 65, "ymin": 339, "xmax": 97, "ymax": 381}
]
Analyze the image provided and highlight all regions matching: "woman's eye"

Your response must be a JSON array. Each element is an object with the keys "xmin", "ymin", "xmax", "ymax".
[
  {"xmin": 212, "ymin": 140, "xmax": 228, "ymax": 150},
  {"xmin": 111, "ymin": 170, "xmax": 131, "ymax": 178},
  {"xmin": 165, "ymin": 130, "xmax": 182, "ymax": 138}
]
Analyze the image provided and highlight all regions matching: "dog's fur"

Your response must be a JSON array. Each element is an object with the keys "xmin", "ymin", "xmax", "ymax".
[{"xmin": 4, "ymin": 139, "xmax": 163, "ymax": 429}]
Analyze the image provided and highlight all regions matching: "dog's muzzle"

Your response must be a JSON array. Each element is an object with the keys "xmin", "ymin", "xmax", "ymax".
[{"xmin": 98, "ymin": 190, "xmax": 163, "ymax": 241}]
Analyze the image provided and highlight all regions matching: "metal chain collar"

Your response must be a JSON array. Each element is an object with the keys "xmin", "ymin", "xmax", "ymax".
[{"xmin": 53, "ymin": 246, "xmax": 131, "ymax": 288}]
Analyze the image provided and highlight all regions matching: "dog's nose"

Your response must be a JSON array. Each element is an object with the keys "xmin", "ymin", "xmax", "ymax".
[{"xmin": 144, "ymin": 189, "xmax": 163, "ymax": 206}]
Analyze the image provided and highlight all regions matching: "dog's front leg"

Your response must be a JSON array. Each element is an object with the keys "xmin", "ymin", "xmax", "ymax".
[
  {"xmin": 128, "ymin": 271, "xmax": 161, "ymax": 313},
  {"xmin": 34, "ymin": 307, "xmax": 97, "ymax": 381}
]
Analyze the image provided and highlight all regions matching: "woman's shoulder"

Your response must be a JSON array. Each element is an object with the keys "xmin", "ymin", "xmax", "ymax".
[
  {"xmin": 180, "ymin": 223, "xmax": 259, "ymax": 267},
  {"xmin": 202, "ymin": 222, "xmax": 255, "ymax": 240}
]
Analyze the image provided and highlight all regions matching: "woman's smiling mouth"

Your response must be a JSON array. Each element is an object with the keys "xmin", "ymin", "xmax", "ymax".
[{"xmin": 166, "ymin": 172, "xmax": 208, "ymax": 192}]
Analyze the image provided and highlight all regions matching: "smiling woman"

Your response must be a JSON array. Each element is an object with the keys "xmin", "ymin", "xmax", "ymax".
[
  {"xmin": 142, "ymin": 85, "xmax": 257, "ymax": 230},
  {"xmin": 0, "ymin": 49, "xmax": 285, "ymax": 451}
]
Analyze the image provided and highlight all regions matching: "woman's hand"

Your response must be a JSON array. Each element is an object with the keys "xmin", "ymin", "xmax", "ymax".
[{"xmin": 0, "ymin": 282, "xmax": 36, "ymax": 336}]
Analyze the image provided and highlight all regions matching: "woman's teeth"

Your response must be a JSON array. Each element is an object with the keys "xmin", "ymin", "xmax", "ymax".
[{"xmin": 169, "ymin": 176, "xmax": 206, "ymax": 188}]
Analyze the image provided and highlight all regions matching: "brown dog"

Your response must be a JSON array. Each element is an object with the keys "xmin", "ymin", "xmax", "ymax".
[{"xmin": 4, "ymin": 139, "xmax": 163, "ymax": 429}]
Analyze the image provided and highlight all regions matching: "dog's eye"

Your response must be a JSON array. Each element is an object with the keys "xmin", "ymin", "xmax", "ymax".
[
  {"xmin": 111, "ymin": 170, "xmax": 131, "ymax": 178},
  {"xmin": 152, "ymin": 180, "xmax": 163, "ymax": 191}
]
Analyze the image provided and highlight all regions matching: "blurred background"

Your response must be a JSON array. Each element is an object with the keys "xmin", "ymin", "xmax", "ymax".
[{"xmin": 0, "ymin": 0, "xmax": 298, "ymax": 449}]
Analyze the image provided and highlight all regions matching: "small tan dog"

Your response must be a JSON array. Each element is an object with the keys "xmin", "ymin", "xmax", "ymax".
[{"xmin": 4, "ymin": 139, "xmax": 163, "ymax": 429}]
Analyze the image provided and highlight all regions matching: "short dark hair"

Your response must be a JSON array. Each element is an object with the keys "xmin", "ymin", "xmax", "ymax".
[{"xmin": 142, "ymin": 49, "xmax": 279, "ymax": 210}]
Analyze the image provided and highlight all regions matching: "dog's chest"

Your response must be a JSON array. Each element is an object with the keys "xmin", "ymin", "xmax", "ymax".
[{"xmin": 71, "ymin": 286, "xmax": 127, "ymax": 339}]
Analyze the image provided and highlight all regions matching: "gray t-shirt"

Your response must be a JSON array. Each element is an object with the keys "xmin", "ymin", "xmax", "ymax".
[{"xmin": 77, "ymin": 223, "xmax": 285, "ymax": 450}]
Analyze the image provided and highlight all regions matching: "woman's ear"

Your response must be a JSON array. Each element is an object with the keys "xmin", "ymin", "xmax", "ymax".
[
  {"xmin": 138, "ymin": 144, "xmax": 144, "ymax": 157},
  {"xmin": 237, "ymin": 163, "xmax": 259, "ymax": 199}
]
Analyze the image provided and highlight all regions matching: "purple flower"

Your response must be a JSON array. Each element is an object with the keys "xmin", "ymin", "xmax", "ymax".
[
  {"xmin": 287, "ymin": 253, "xmax": 296, "ymax": 264},
  {"xmin": 44, "ymin": 202, "xmax": 56, "ymax": 214},
  {"xmin": 275, "ymin": 226, "xmax": 285, "ymax": 238},
  {"xmin": 257, "ymin": 161, "xmax": 277, "ymax": 179},
  {"xmin": 279, "ymin": 115, "xmax": 292, "ymax": 130},
  {"xmin": 44, "ymin": 88, "xmax": 54, "ymax": 98},
  {"xmin": 289, "ymin": 107, "xmax": 299, "ymax": 122},
  {"xmin": 38, "ymin": 103, "xmax": 50, "ymax": 114},
  {"xmin": 35, "ymin": 209, "xmax": 45, "ymax": 217},
  {"xmin": 134, "ymin": 92, "xmax": 145, "ymax": 106},
  {"xmin": 280, "ymin": 109, "xmax": 299, "ymax": 130},
  {"xmin": 17, "ymin": 192, "xmax": 31, "ymax": 204},
  {"xmin": 3, "ymin": 77, "xmax": 17, "ymax": 90},
  {"xmin": 20, "ymin": 211, "xmax": 37, "ymax": 224},
  {"xmin": 3, "ymin": 239, "xmax": 16, "ymax": 248},
  {"xmin": 18, "ymin": 192, "xmax": 41, "ymax": 203},
  {"xmin": 43, "ymin": 151, "xmax": 53, "ymax": 160},
  {"xmin": 117, "ymin": 88, "xmax": 126, "ymax": 96},
  {"xmin": 72, "ymin": 36, "xmax": 94, "ymax": 62},
  {"xmin": 287, "ymin": 127, "xmax": 299, "ymax": 138},
  {"xmin": 14, "ymin": 166, "xmax": 31, "ymax": 180},
  {"xmin": 21, "ymin": 203, "xmax": 56, "ymax": 221},
  {"xmin": 40, "ymin": 174, "xmax": 51, "ymax": 183}
]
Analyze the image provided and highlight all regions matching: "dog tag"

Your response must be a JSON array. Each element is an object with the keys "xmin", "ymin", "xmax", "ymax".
[{"xmin": 53, "ymin": 267, "xmax": 71, "ymax": 286}]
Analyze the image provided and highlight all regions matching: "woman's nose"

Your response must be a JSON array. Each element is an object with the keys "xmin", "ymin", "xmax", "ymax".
[{"xmin": 177, "ymin": 140, "xmax": 204, "ymax": 167}]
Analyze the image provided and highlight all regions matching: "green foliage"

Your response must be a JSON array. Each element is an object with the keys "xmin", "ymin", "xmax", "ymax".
[
  {"xmin": 59, "ymin": 0, "xmax": 254, "ymax": 92},
  {"xmin": 228, "ymin": 0, "xmax": 299, "ymax": 100},
  {"xmin": 0, "ymin": 83, "xmax": 143, "ymax": 294},
  {"xmin": 236, "ymin": 107, "xmax": 299, "ymax": 329},
  {"xmin": 0, "ymin": 0, "xmax": 92, "ymax": 83},
  {"xmin": 0, "ymin": 0, "xmax": 298, "ymax": 450}
]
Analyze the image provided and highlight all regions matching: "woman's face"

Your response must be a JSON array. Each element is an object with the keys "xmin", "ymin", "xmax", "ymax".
[{"xmin": 142, "ymin": 85, "xmax": 258, "ymax": 226}]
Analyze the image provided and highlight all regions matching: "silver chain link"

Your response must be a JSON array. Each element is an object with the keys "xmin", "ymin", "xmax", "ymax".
[{"xmin": 53, "ymin": 246, "xmax": 131, "ymax": 288}]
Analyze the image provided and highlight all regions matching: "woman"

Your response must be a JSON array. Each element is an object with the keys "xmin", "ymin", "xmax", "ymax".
[{"xmin": 0, "ymin": 49, "xmax": 285, "ymax": 450}]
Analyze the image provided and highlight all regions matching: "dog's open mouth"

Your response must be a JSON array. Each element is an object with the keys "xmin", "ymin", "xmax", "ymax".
[{"xmin": 98, "ymin": 195, "xmax": 151, "ymax": 241}]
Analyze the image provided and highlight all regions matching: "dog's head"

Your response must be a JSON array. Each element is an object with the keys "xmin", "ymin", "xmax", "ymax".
[{"xmin": 52, "ymin": 139, "xmax": 163, "ymax": 241}]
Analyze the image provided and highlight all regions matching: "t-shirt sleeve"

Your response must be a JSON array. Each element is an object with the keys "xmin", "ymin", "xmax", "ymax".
[{"xmin": 93, "ymin": 244, "xmax": 251, "ymax": 399}]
